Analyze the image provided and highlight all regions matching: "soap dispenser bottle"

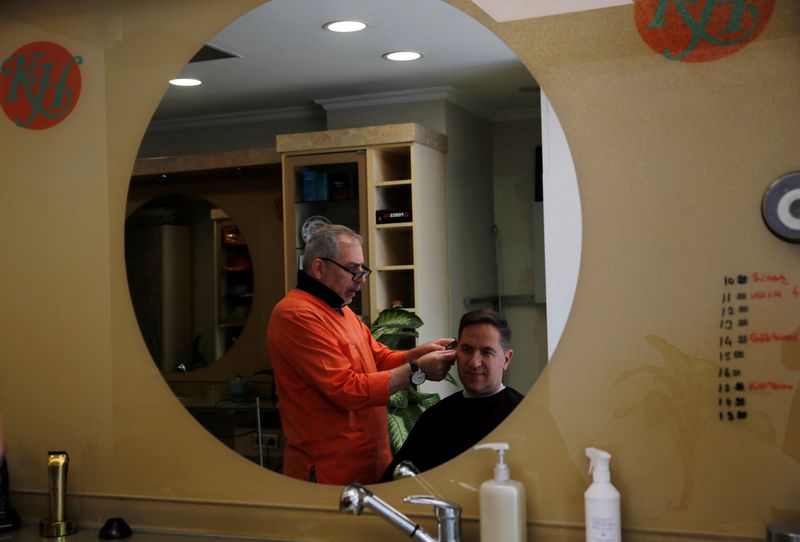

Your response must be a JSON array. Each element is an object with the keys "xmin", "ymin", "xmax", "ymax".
[
  {"xmin": 474, "ymin": 442, "xmax": 526, "ymax": 542},
  {"xmin": 584, "ymin": 447, "xmax": 620, "ymax": 542}
]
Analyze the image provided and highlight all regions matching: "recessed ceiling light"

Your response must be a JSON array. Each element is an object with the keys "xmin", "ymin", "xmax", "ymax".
[
  {"xmin": 169, "ymin": 78, "xmax": 202, "ymax": 87},
  {"xmin": 324, "ymin": 20, "xmax": 367, "ymax": 33},
  {"xmin": 383, "ymin": 51, "xmax": 422, "ymax": 62}
]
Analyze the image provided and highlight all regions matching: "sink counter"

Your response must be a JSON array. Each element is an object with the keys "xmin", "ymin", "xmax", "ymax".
[{"xmin": 1, "ymin": 526, "xmax": 294, "ymax": 542}]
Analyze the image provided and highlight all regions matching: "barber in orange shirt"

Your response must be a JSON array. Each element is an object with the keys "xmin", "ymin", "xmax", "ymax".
[{"xmin": 267, "ymin": 224, "xmax": 455, "ymax": 485}]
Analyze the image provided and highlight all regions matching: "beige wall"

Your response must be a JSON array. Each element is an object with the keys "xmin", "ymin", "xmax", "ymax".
[
  {"xmin": 137, "ymin": 114, "xmax": 326, "ymax": 158},
  {"xmin": 0, "ymin": 1, "xmax": 798, "ymax": 541},
  {"xmin": 326, "ymin": 100, "xmax": 448, "ymax": 133},
  {"xmin": 492, "ymin": 118, "xmax": 548, "ymax": 392},
  {"xmin": 443, "ymin": 102, "xmax": 496, "ymax": 322}
]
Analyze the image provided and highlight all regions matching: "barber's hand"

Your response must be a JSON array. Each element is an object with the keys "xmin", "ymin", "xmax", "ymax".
[
  {"xmin": 412, "ymin": 338, "xmax": 456, "ymax": 358},
  {"xmin": 416, "ymin": 348, "xmax": 456, "ymax": 381}
]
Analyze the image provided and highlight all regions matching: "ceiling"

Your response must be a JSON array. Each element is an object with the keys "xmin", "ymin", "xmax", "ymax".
[{"xmin": 151, "ymin": 0, "xmax": 539, "ymax": 124}]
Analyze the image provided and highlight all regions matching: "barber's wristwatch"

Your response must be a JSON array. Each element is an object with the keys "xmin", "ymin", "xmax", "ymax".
[{"xmin": 409, "ymin": 359, "xmax": 426, "ymax": 385}]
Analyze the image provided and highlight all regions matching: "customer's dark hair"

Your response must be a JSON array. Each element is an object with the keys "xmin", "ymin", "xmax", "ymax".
[
  {"xmin": 457, "ymin": 309, "xmax": 511, "ymax": 350},
  {"xmin": 302, "ymin": 224, "xmax": 362, "ymax": 270}
]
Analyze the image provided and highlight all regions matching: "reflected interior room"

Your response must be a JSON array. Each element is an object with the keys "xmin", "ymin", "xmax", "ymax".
[{"xmin": 129, "ymin": 0, "xmax": 548, "ymax": 475}]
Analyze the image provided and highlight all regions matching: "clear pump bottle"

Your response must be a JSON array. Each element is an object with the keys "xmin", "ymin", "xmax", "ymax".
[{"xmin": 474, "ymin": 442, "xmax": 526, "ymax": 542}]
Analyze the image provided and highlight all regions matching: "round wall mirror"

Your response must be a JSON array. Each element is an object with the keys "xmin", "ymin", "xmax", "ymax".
[
  {"xmin": 130, "ymin": 0, "xmax": 579, "ymax": 482},
  {"xmin": 125, "ymin": 194, "xmax": 254, "ymax": 372}
]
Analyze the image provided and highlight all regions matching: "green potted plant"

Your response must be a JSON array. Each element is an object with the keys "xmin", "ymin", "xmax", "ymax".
[{"xmin": 366, "ymin": 308, "xmax": 456, "ymax": 452}]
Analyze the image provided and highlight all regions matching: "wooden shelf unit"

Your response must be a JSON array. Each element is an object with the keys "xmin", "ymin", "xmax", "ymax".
[
  {"xmin": 212, "ymin": 212, "xmax": 254, "ymax": 359},
  {"xmin": 277, "ymin": 123, "xmax": 449, "ymax": 339}
]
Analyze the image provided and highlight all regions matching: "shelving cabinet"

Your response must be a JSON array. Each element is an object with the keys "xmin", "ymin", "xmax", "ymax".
[
  {"xmin": 212, "ymin": 209, "xmax": 254, "ymax": 359},
  {"xmin": 281, "ymin": 151, "xmax": 368, "ymax": 314},
  {"xmin": 277, "ymin": 123, "xmax": 450, "ymax": 340}
]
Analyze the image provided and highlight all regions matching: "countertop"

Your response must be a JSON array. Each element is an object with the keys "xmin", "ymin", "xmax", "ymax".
[
  {"xmin": 176, "ymin": 395, "xmax": 278, "ymax": 411},
  {"xmin": 0, "ymin": 526, "xmax": 293, "ymax": 542}
]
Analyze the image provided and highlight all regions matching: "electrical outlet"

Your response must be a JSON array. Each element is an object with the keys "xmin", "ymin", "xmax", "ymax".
[{"xmin": 261, "ymin": 432, "xmax": 279, "ymax": 450}]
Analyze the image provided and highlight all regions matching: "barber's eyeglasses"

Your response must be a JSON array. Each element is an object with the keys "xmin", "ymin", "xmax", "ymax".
[{"xmin": 321, "ymin": 257, "xmax": 372, "ymax": 281}]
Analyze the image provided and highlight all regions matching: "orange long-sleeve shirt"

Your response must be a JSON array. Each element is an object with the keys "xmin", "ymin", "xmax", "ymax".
[{"xmin": 267, "ymin": 288, "xmax": 405, "ymax": 484}]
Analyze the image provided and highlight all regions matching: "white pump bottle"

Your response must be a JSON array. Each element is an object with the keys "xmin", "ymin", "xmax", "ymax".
[
  {"xmin": 584, "ymin": 447, "xmax": 621, "ymax": 542},
  {"xmin": 474, "ymin": 442, "xmax": 526, "ymax": 542}
]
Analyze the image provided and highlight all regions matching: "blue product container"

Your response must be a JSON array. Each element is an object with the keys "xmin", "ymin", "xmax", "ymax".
[
  {"xmin": 303, "ymin": 170, "xmax": 317, "ymax": 201},
  {"xmin": 317, "ymin": 172, "xmax": 329, "ymax": 201}
]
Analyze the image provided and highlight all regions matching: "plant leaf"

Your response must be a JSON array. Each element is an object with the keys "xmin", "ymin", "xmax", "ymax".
[
  {"xmin": 389, "ymin": 389, "xmax": 408, "ymax": 409},
  {"xmin": 642, "ymin": 389, "xmax": 669, "ymax": 426},
  {"xmin": 398, "ymin": 406, "xmax": 421, "ymax": 432},
  {"xmin": 388, "ymin": 413, "xmax": 409, "ymax": 453},
  {"xmin": 373, "ymin": 329, "xmax": 419, "ymax": 341},
  {"xmin": 418, "ymin": 393, "xmax": 441, "ymax": 409},
  {"xmin": 613, "ymin": 400, "xmax": 643, "ymax": 420},
  {"xmin": 371, "ymin": 308, "xmax": 424, "ymax": 330},
  {"xmin": 615, "ymin": 364, "xmax": 671, "ymax": 385},
  {"xmin": 741, "ymin": 410, "xmax": 777, "ymax": 444},
  {"xmin": 407, "ymin": 388, "xmax": 441, "ymax": 407},
  {"xmin": 406, "ymin": 386, "xmax": 424, "ymax": 403},
  {"xmin": 372, "ymin": 328, "xmax": 419, "ymax": 349},
  {"xmin": 367, "ymin": 307, "xmax": 440, "ymax": 452},
  {"xmin": 645, "ymin": 335, "xmax": 716, "ymax": 377}
]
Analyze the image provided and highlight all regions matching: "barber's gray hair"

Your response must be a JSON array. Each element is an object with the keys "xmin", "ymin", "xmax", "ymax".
[{"xmin": 302, "ymin": 224, "xmax": 362, "ymax": 270}]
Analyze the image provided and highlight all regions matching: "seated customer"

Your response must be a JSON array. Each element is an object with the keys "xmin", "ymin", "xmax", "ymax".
[{"xmin": 381, "ymin": 309, "xmax": 524, "ymax": 481}]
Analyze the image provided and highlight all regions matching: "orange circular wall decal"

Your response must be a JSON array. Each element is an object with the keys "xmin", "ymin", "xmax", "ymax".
[
  {"xmin": 634, "ymin": 0, "xmax": 774, "ymax": 62},
  {"xmin": 0, "ymin": 41, "xmax": 83, "ymax": 129}
]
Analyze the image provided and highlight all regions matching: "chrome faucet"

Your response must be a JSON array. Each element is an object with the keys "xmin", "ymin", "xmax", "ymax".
[
  {"xmin": 340, "ymin": 483, "xmax": 461, "ymax": 542},
  {"xmin": 393, "ymin": 460, "xmax": 421, "ymax": 479}
]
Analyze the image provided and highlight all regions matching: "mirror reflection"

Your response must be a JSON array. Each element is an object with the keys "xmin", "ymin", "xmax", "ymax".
[
  {"xmin": 125, "ymin": 195, "xmax": 253, "ymax": 372},
  {"xmin": 131, "ymin": 0, "xmax": 558, "ymax": 481}
]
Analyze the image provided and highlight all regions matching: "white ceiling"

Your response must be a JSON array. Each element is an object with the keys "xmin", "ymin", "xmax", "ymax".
[{"xmin": 152, "ymin": 0, "xmax": 539, "ymax": 123}]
